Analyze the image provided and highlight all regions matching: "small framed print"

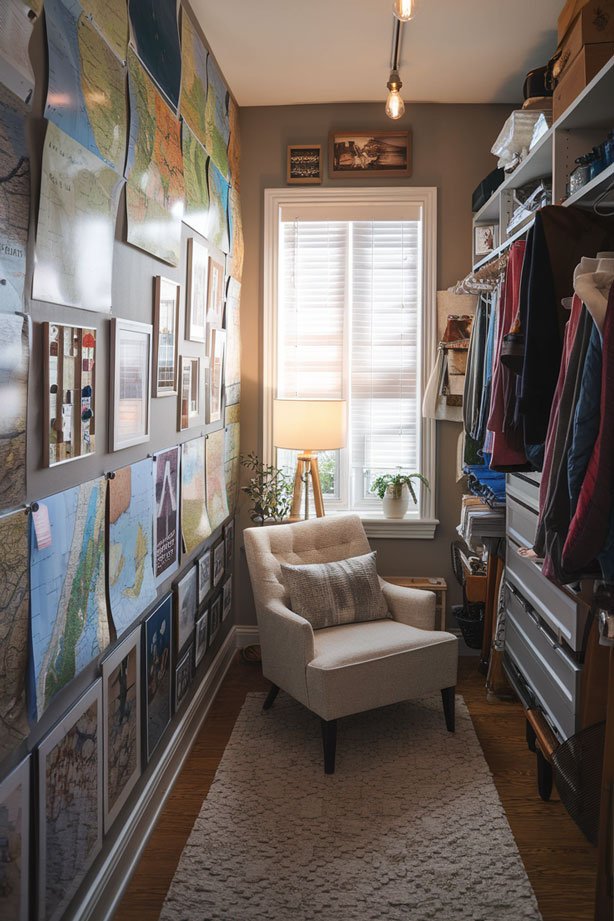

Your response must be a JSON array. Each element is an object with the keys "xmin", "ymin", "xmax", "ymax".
[
  {"xmin": 207, "ymin": 256, "xmax": 224, "ymax": 330},
  {"xmin": 153, "ymin": 276, "xmax": 180, "ymax": 397},
  {"xmin": 175, "ymin": 643, "xmax": 193, "ymax": 710},
  {"xmin": 222, "ymin": 576, "xmax": 232, "ymax": 622},
  {"xmin": 144, "ymin": 595, "xmax": 172, "ymax": 761},
  {"xmin": 178, "ymin": 355, "xmax": 203, "ymax": 431},
  {"xmin": 174, "ymin": 566, "xmax": 197, "ymax": 654},
  {"xmin": 208, "ymin": 327, "xmax": 226, "ymax": 424},
  {"xmin": 224, "ymin": 518, "xmax": 234, "ymax": 571},
  {"xmin": 329, "ymin": 130, "xmax": 411, "ymax": 178},
  {"xmin": 213, "ymin": 539, "xmax": 225, "ymax": 587},
  {"xmin": 287, "ymin": 144, "xmax": 322, "ymax": 184},
  {"xmin": 209, "ymin": 593, "xmax": 222, "ymax": 644},
  {"xmin": 43, "ymin": 323, "xmax": 97, "ymax": 466},
  {"xmin": 194, "ymin": 608, "xmax": 208, "ymax": 666},
  {"xmin": 0, "ymin": 756, "xmax": 30, "ymax": 921},
  {"xmin": 110, "ymin": 318, "xmax": 152, "ymax": 451},
  {"xmin": 186, "ymin": 237, "xmax": 208, "ymax": 343},
  {"xmin": 197, "ymin": 548, "xmax": 212, "ymax": 603},
  {"xmin": 474, "ymin": 224, "xmax": 497, "ymax": 257}
]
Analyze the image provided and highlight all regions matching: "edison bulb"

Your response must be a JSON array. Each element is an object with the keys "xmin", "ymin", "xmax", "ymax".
[
  {"xmin": 393, "ymin": 0, "xmax": 415, "ymax": 21},
  {"xmin": 385, "ymin": 88, "xmax": 405, "ymax": 120}
]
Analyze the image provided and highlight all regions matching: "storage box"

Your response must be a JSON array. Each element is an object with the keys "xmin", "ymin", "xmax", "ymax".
[
  {"xmin": 558, "ymin": 0, "xmax": 614, "ymax": 43},
  {"xmin": 555, "ymin": 3, "xmax": 614, "ymax": 85},
  {"xmin": 447, "ymin": 348, "xmax": 468, "ymax": 375},
  {"xmin": 553, "ymin": 42, "xmax": 614, "ymax": 120}
]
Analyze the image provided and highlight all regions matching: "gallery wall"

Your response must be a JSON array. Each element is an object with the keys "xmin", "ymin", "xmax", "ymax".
[{"xmin": 237, "ymin": 101, "xmax": 514, "ymax": 626}]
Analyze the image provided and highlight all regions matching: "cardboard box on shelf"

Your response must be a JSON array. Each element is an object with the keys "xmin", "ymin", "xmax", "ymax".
[
  {"xmin": 557, "ymin": 0, "xmax": 612, "ymax": 42},
  {"xmin": 555, "ymin": 1, "xmax": 614, "ymax": 82},
  {"xmin": 553, "ymin": 42, "xmax": 614, "ymax": 121}
]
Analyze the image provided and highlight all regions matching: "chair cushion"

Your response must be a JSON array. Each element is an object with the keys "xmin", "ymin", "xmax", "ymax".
[{"xmin": 280, "ymin": 550, "xmax": 389, "ymax": 630}]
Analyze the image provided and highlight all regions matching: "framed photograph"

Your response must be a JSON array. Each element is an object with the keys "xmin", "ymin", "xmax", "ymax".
[
  {"xmin": 209, "ymin": 593, "xmax": 222, "ymax": 644},
  {"xmin": 0, "ymin": 756, "xmax": 30, "ymax": 921},
  {"xmin": 287, "ymin": 144, "xmax": 322, "ymax": 184},
  {"xmin": 186, "ymin": 237, "xmax": 208, "ymax": 343},
  {"xmin": 224, "ymin": 518, "xmax": 235, "ymax": 571},
  {"xmin": 329, "ymin": 130, "xmax": 411, "ymax": 178},
  {"xmin": 43, "ymin": 323, "xmax": 96, "ymax": 466},
  {"xmin": 144, "ymin": 595, "xmax": 172, "ymax": 761},
  {"xmin": 38, "ymin": 681, "xmax": 103, "ymax": 921},
  {"xmin": 208, "ymin": 327, "xmax": 226, "ymax": 424},
  {"xmin": 174, "ymin": 566, "xmax": 197, "ymax": 654},
  {"xmin": 197, "ymin": 548, "xmax": 212, "ymax": 603},
  {"xmin": 194, "ymin": 608, "xmax": 209, "ymax": 666},
  {"xmin": 213, "ymin": 539, "xmax": 225, "ymax": 587},
  {"xmin": 152, "ymin": 276, "xmax": 180, "ymax": 397},
  {"xmin": 207, "ymin": 256, "xmax": 225, "ymax": 330},
  {"xmin": 222, "ymin": 576, "xmax": 232, "ymax": 622},
  {"xmin": 174, "ymin": 643, "xmax": 193, "ymax": 711},
  {"xmin": 178, "ymin": 355, "xmax": 203, "ymax": 431},
  {"xmin": 154, "ymin": 446, "xmax": 180, "ymax": 585},
  {"xmin": 110, "ymin": 318, "xmax": 152, "ymax": 451},
  {"xmin": 101, "ymin": 626, "xmax": 141, "ymax": 833},
  {"xmin": 474, "ymin": 224, "xmax": 497, "ymax": 257}
]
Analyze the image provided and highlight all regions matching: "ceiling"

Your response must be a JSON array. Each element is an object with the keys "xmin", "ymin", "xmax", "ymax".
[{"xmin": 190, "ymin": 0, "xmax": 562, "ymax": 107}]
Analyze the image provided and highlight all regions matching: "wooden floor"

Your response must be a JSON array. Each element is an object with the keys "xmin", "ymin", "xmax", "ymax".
[{"xmin": 115, "ymin": 655, "xmax": 597, "ymax": 921}]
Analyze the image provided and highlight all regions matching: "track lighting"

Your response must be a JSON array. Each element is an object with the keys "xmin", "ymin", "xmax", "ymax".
[
  {"xmin": 393, "ymin": 0, "xmax": 415, "ymax": 22},
  {"xmin": 385, "ymin": 71, "xmax": 405, "ymax": 120}
]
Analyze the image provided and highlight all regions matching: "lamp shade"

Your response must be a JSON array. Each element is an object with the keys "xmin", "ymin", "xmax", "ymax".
[{"xmin": 274, "ymin": 399, "xmax": 347, "ymax": 451}]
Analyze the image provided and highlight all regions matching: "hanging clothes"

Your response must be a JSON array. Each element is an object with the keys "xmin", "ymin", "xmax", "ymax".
[
  {"xmin": 463, "ymin": 295, "xmax": 489, "ymax": 437},
  {"xmin": 475, "ymin": 291, "xmax": 498, "ymax": 446}
]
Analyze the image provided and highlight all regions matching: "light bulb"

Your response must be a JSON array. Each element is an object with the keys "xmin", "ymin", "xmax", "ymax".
[
  {"xmin": 393, "ymin": 0, "xmax": 415, "ymax": 21},
  {"xmin": 385, "ymin": 88, "xmax": 405, "ymax": 119}
]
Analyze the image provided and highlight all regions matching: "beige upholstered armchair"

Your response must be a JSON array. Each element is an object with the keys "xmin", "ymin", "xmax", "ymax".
[{"xmin": 244, "ymin": 514, "xmax": 458, "ymax": 773}]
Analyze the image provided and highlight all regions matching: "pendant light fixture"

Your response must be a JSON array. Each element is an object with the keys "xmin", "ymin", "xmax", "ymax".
[
  {"xmin": 385, "ymin": 18, "xmax": 405, "ymax": 120},
  {"xmin": 393, "ymin": 0, "xmax": 415, "ymax": 21}
]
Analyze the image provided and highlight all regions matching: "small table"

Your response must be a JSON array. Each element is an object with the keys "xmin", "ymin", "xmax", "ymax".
[{"xmin": 384, "ymin": 576, "xmax": 447, "ymax": 631}]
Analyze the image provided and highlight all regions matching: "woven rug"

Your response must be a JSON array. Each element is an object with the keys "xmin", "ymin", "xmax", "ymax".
[{"xmin": 161, "ymin": 693, "xmax": 542, "ymax": 921}]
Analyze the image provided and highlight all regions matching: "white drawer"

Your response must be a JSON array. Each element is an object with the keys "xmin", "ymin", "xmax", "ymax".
[
  {"xmin": 505, "ymin": 584, "xmax": 582, "ymax": 741},
  {"xmin": 506, "ymin": 537, "xmax": 588, "ymax": 652},
  {"xmin": 507, "ymin": 473, "xmax": 540, "ymax": 514},
  {"xmin": 506, "ymin": 494, "xmax": 538, "ymax": 548}
]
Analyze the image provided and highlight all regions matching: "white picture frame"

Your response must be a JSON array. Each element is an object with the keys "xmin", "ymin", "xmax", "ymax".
[
  {"xmin": 110, "ymin": 318, "xmax": 152, "ymax": 451},
  {"xmin": 174, "ymin": 566, "xmax": 197, "ymax": 654},
  {"xmin": 213, "ymin": 540, "xmax": 225, "ymax": 587},
  {"xmin": 207, "ymin": 327, "xmax": 226, "ymax": 424},
  {"xmin": 175, "ymin": 643, "xmax": 193, "ymax": 710},
  {"xmin": 178, "ymin": 355, "xmax": 203, "ymax": 431},
  {"xmin": 186, "ymin": 237, "xmax": 208, "ymax": 343},
  {"xmin": 152, "ymin": 276, "xmax": 180, "ymax": 397},
  {"xmin": 0, "ymin": 755, "xmax": 30, "ymax": 921},
  {"xmin": 197, "ymin": 548, "xmax": 212, "ymax": 603},
  {"xmin": 474, "ymin": 223, "xmax": 497, "ymax": 257}
]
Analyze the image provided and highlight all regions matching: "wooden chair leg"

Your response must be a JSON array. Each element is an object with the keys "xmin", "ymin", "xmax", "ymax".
[
  {"xmin": 441, "ymin": 686, "xmax": 456, "ymax": 732},
  {"xmin": 262, "ymin": 684, "xmax": 280, "ymax": 711},
  {"xmin": 321, "ymin": 719, "xmax": 337, "ymax": 774}
]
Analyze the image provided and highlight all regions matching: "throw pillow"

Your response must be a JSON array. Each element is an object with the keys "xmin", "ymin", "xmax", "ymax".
[{"xmin": 280, "ymin": 551, "xmax": 390, "ymax": 630}]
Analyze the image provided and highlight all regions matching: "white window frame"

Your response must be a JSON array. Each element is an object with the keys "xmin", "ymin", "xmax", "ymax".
[{"xmin": 263, "ymin": 186, "xmax": 439, "ymax": 539}]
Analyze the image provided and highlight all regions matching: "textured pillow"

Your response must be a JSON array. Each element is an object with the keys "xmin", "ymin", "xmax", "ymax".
[{"xmin": 280, "ymin": 551, "xmax": 390, "ymax": 630}]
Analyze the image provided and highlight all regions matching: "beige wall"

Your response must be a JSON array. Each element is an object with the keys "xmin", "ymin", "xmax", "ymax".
[{"xmin": 237, "ymin": 102, "xmax": 514, "ymax": 627}]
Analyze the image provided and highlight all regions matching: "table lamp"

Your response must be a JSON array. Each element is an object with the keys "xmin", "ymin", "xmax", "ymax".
[{"xmin": 273, "ymin": 399, "xmax": 347, "ymax": 520}]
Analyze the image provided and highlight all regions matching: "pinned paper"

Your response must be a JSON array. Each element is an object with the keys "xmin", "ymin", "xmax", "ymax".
[{"xmin": 32, "ymin": 502, "xmax": 52, "ymax": 549}]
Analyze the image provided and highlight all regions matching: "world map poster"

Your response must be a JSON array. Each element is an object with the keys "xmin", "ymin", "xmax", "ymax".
[
  {"xmin": 128, "ymin": 0, "xmax": 181, "ymax": 111},
  {"xmin": 0, "ymin": 509, "xmax": 29, "ymax": 765},
  {"xmin": 0, "ymin": 84, "xmax": 29, "ymax": 313},
  {"xmin": 30, "ymin": 478, "xmax": 109, "ymax": 720},
  {"xmin": 33, "ymin": 122, "xmax": 123, "ymax": 311},
  {"xmin": 205, "ymin": 428, "xmax": 229, "ymax": 531},
  {"xmin": 182, "ymin": 120, "xmax": 209, "ymax": 239},
  {"xmin": 108, "ymin": 459, "xmax": 156, "ymax": 638},
  {"xmin": 205, "ymin": 54, "xmax": 229, "ymax": 178},
  {"xmin": 179, "ymin": 10, "xmax": 208, "ymax": 149},
  {"xmin": 181, "ymin": 436, "xmax": 211, "ymax": 556},
  {"xmin": 125, "ymin": 49, "xmax": 184, "ymax": 266},
  {"xmin": 0, "ymin": 313, "xmax": 28, "ymax": 514}
]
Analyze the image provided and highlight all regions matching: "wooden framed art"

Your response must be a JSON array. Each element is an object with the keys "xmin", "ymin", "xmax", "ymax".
[
  {"xmin": 152, "ymin": 276, "xmax": 180, "ymax": 397},
  {"xmin": 213, "ymin": 538, "xmax": 225, "ymax": 587},
  {"xmin": 174, "ymin": 565, "xmax": 197, "ymax": 654},
  {"xmin": 208, "ymin": 327, "xmax": 226, "ymax": 424},
  {"xmin": 0, "ymin": 755, "xmax": 30, "ymax": 921},
  {"xmin": 43, "ymin": 323, "xmax": 96, "ymax": 466},
  {"xmin": 110, "ymin": 318, "xmax": 152, "ymax": 451},
  {"xmin": 178, "ymin": 355, "xmax": 203, "ymax": 431},
  {"xmin": 194, "ymin": 608, "xmax": 209, "ymax": 666},
  {"xmin": 287, "ymin": 144, "xmax": 322, "ymax": 184},
  {"xmin": 101, "ymin": 626, "xmax": 141, "ymax": 833},
  {"xmin": 474, "ymin": 224, "xmax": 497, "ymax": 257},
  {"xmin": 175, "ymin": 643, "xmax": 193, "ymax": 710},
  {"xmin": 207, "ymin": 255, "xmax": 225, "ymax": 330},
  {"xmin": 197, "ymin": 547, "xmax": 212, "ymax": 603},
  {"xmin": 144, "ymin": 594, "xmax": 172, "ymax": 762},
  {"xmin": 328, "ymin": 130, "xmax": 411, "ymax": 178},
  {"xmin": 186, "ymin": 237, "xmax": 208, "ymax": 343}
]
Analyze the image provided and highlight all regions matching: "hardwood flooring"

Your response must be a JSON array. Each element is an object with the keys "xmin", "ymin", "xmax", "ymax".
[{"xmin": 114, "ymin": 655, "xmax": 597, "ymax": 921}]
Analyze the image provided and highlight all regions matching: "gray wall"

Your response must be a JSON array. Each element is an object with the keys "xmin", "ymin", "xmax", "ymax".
[{"xmin": 236, "ymin": 101, "xmax": 515, "ymax": 627}]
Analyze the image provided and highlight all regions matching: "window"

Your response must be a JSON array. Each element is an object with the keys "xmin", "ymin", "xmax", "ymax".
[{"xmin": 264, "ymin": 188, "xmax": 438, "ymax": 537}]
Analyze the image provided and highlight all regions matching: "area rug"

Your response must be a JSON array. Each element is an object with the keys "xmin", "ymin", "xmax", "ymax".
[{"xmin": 161, "ymin": 693, "xmax": 542, "ymax": 921}]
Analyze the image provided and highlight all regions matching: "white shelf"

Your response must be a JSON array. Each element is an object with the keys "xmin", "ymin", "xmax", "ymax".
[
  {"xmin": 554, "ymin": 55, "xmax": 614, "ymax": 131},
  {"xmin": 563, "ymin": 160, "xmax": 614, "ymax": 208}
]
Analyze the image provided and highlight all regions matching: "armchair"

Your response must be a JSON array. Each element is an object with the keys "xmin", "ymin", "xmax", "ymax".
[{"xmin": 244, "ymin": 514, "xmax": 458, "ymax": 773}]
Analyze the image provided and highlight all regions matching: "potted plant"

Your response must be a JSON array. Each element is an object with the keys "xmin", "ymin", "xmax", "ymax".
[
  {"xmin": 370, "ymin": 471, "xmax": 430, "ymax": 519},
  {"xmin": 240, "ymin": 452, "xmax": 294, "ymax": 525}
]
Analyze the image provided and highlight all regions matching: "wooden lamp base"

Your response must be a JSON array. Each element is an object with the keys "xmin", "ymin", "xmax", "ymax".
[{"xmin": 289, "ymin": 451, "xmax": 324, "ymax": 521}]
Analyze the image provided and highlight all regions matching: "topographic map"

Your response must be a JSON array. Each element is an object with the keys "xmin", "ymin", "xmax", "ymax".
[
  {"xmin": 44, "ymin": 0, "xmax": 127, "ymax": 174},
  {"xmin": 205, "ymin": 54, "xmax": 229, "ymax": 178},
  {"xmin": 182, "ymin": 119, "xmax": 209, "ymax": 239},
  {"xmin": 205, "ymin": 428, "xmax": 229, "ymax": 531},
  {"xmin": 224, "ymin": 422, "xmax": 241, "ymax": 515},
  {"xmin": 126, "ymin": 48, "xmax": 184, "ymax": 266},
  {"xmin": 0, "ymin": 510, "xmax": 29, "ymax": 764},
  {"xmin": 207, "ymin": 158, "xmax": 229, "ymax": 254},
  {"xmin": 227, "ymin": 183, "xmax": 244, "ymax": 282},
  {"xmin": 0, "ymin": 85, "xmax": 29, "ymax": 313},
  {"xmin": 228, "ymin": 96, "xmax": 240, "ymax": 187},
  {"xmin": 179, "ymin": 11, "xmax": 208, "ymax": 149},
  {"xmin": 33, "ymin": 122, "xmax": 123, "ymax": 311},
  {"xmin": 81, "ymin": 0, "xmax": 128, "ymax": 61},
  {"xmin": 30, "ymin": 479, "xmax": 109, "ymax": 719},
  {"xmin": 0, "ymin": 313, "xmax": 28, "ymax": 514},
  {"xmin": 108, "ymin": 459, "xmax": 156, "ymax": 638}
]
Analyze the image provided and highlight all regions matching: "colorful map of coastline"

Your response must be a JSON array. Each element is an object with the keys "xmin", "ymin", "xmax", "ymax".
[
  {"xmin": 44, "ymin": 0, "xmax": 128, "ymax": 174},
  {"xmin": 0, "ymin": 84, "xmax": 29, "ymax": 313},
  {"xmin": 30, "ymin": 478, "xmax": 109, "ymax": 719}
]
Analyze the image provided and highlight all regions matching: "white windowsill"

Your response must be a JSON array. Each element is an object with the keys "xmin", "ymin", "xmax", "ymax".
[{"xmin": 326, "ymin": 510, "xmax": 439, "ymax": 539}]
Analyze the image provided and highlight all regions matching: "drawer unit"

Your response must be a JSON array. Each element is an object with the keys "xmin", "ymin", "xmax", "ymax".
[
  {"xmin": 506, "ymin": 493, "xmax": 538, "ymax": 548},
  {"xmin": 507, "ymin": 473, "xmax": 540, "ymax": 514},
  {"xmin": 506, "ymin": 537, "xmax": 588, "ymax": 652},
  {"xmin": 505, "ymin": 584, "xmax": 582, "ymax": 741}
]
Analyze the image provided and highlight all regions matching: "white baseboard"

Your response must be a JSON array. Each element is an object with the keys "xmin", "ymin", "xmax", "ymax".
[{"xmin": 235, "ymin": 624, "xmax": 259, "ymax": 647}]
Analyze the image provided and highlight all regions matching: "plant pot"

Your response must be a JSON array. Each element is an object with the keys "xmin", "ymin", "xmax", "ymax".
[{"xmin": 382, "ymin": 484, "xmax": 410, "ymax": 519}]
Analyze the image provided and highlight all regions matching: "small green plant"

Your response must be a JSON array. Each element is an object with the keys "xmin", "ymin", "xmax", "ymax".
[
  {"xmin": 240, "ymin": 452, "xmax": 294, "ymax": 525},
  {"xmin": 370, "ymin": 471, "xmax": 430, "ymax": 503}
]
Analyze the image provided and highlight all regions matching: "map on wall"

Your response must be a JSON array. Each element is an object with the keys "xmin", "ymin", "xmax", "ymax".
[
  {"xmin": 33, "ymin": 122, "xmax": 123, "ymax": 311},
  {"xmin": 228, "ymin": 96, "xmax": 240, "ymax": 187},
  {"xmin": 0, "ymin": 0, "xmax": 39, "ymax": 103},
  {"xmin": 0, "ymin": 313, "xmax": 28, "ymax": 514},
  {"xmin": 224, "ymin": 421, "xmax": 241, "ymax": 515},
  {"xmin": 181, "ymin": 436, "xmax": 211, "ymax": 556},
  {"xmin": 225, "ymin": 277, "xmax": 241, "ymax": 406},
  {"xmin": 0, "ymin": 509, "xmax": 29, "ymax": 765},
  {"xmin": 0, "ymin": 84, "xmax": 29, "ymax": 313},
  {"xmin": 179, "ymin": 10, "xmax": 208, "ymax": 149},
  {"xmin": 205, "ymin": 54, "xmax": 229, "ymax": 178},
  {"xmin": 30, "ymin": 478, "xmax": 110, "ymax": 720},
  {"xmin": 205, "ymin": 428, "xmax": 229, "ymax": 531},
  {"xmin": 128, "ymin": 0, "xmax": 181, "ymax": 111},
  {"xmin": 182, "ymin": 120, "xmax": 209, "ymax": 239},
  {"xmin": 208, "ymin": 158, "xmax": 230, "ymax": 254},
  {"xmin": 44, "ymin": 0, "xmax": 128, "ymax": 174},
  {"xmin": 227, "ymin": 184, "xmax": 243, "ymax": 283},
  {"xmin": 108, "ymin": 459, "xmax": 156, "ymax": 637},
  {"xmin": 103, "ymin": 628, "xmax": 140, "ymax": 831},
  {"xmin": 0, "ymin": 757, "xmax": 29, "ymax": 921},
  {"xmin": 81, "ymin": 0, "xmax": 128, "ymax": 61},
  {"xmin": 125, "ymin": 49, "xmax": 184, "ymax": 266}
]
